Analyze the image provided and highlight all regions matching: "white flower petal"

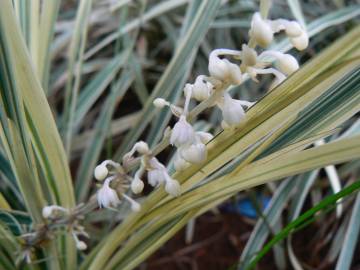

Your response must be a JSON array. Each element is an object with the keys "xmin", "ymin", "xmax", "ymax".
[
  {"xmin": 170, "ymin": 116, "xmax": 195, "ymax": 147},
  {"xmin": 221, "ymin": 93, "xmax": 246, "ymax": 126}
]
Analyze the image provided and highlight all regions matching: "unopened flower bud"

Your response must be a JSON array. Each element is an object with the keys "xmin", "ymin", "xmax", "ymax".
[
  {"xmin": 94, "ymin": 164, "xmax": 108, "ymax": 181},
  {"xmin": 285, "ymin": 21, "xmax": 303, "ymax": 37},
  {"xmin": 42, "ymin": 205, "xmax": 68, "ymax": 219},
  {"xmin": 76, "ymin": 241, "xmax": 87, "ymax": 251},
  {"xmin": 277, "ymin": 54, "xmax": 299, "ymax": 75},
  {"xmin": 250, "ymin": 12, "xmax": 273, "ymax": 47},
  {"xmin": 165, "ymin": 179, "xmax": 181, "ymax": 197},
  {"xmin": 170, "ymin": 116, "xmax": 195, "ymax": 147},
  {"xmin": 220, "ymin": 93, "xmax": 246, "ymax": 126},
  {"xmin": 241, "ymin": 44, "xmax": 257, "ymax": 67},
  {"xmin": 209, "ymin": 51, "xmax": 242, "ymax": 85},
  {"xmin": 174, "ymin": 151, "xmax": 190, "ymax": 171},
  {"xmin": 147, "ymin": 157, "xmax": 167, "ymax": 187},
  {"xmin": 131, "ymin": 178, "xmax": 144, "ymax": 194},
  {"xmin": 42, "ymin": 206, "xmax": 53, "ymax": 219},
  {"xmin": 192, "ymin": 77, "xmax": 211, "ymax": 101},
  {"xmin": 148, "ymin": 169, "xmax": 165, "ymax": 187},
  {"xmin": 135, "ymin": 141, "xmax": 150, "ymax": 155},
  {"xmin": 227, "ymin": 60, "xmax": 243, "ymax": 85},
  {"xmin": 290, "ymin": 31, "xmax": 309, "ymax": 51},
  {"xmin": 122, "ymin": 193, "xmax": 141, "ymax": 212},
  {"xmin": 153, "ymin": 98, "xmax": 169, "ymax": 108},
  {"xmin": 180, "ymin": 142, "xmax": 207, "ymax": 164}
]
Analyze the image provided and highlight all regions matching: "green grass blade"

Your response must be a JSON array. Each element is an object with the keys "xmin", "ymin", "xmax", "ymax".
[
  {"xmin": 335, "ymin": 192, "xmax": 360, "ymax": 270},
  {"xmin": 83, "ymin": 0, "xmax": 189, "ymax": 60},
  {"xmin": 238, "ymin": 178, "xmax": 298, "ymax": 268},
  {"xmin": 245, "ymin": 181, "xmax": 360, "ymax": 270},
  {"xmin": 38, "ymin": 0, "xmax": 60, "ymax": 92},
  {"xmin": 286, "ymin": 0, "xmax": 306, "ymax": 27},
  {"xmin": 62, "ymin": 0, "xmax": 93, "ymax": 156},
  {"xmin": 73, "ymin": 50, "xmax": 130, "ymax": 129}
]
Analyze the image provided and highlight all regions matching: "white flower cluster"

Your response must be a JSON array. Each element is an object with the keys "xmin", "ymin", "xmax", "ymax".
[
  {"xmin": 250, "ymin": 12, "xmax": 308, "ymax": 50},
  {"xmin": 92, "ymin": 6, "xmax": 309, "ymax": 210},
  {"xmin": 155, "ymin": 14, "xmax": 307, "ymax": 133},
  {"xmin": 42, "ymin": 205, "xmax": 89, "ymax": 250},
  {"xmin": 155, "ymin": 85, "xmax": 214, "ymax": 172},
  {"xmin": 125, "ymin": 142, "xmax": 182, "ymax": 197},
  {"xmin": 94, "ymin": 160, "xmax": 140, "ymax": 212}
]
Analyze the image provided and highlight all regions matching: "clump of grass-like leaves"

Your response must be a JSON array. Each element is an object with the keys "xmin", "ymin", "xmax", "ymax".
[{"xmin": 0, "ymin": 1, "xmax": 359, "ymax": 270}]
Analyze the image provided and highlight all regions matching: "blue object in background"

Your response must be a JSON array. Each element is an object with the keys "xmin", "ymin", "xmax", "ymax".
[{"xmin": 222, "ymin": 194, "xmax": 271, "ymax": 219}]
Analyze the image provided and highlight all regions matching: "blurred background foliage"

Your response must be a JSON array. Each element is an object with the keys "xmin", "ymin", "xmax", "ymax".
[{"xmin": 0, "ymin": 0, "xmax": 360, "ymax": 269}]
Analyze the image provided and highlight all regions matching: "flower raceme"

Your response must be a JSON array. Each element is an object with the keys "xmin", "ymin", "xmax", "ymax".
[
  {"xmin": 91, "ymin": 6, "xmax": 309, "ymax": 215},
  {"xmin": 33, "ymin": 4, "xmax": 309, "ymax": 259}
]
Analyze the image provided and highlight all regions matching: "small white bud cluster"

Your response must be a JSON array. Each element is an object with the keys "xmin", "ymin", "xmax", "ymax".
[
  {"xmin": 249, "ymin": 12, "xmax": 309, "ymax": 50},
  {"xmin": 208, "ymin": 50, "xmax": 243, "ymax": 85},
  {"xmin": 147, "ymin": 157, "xmax": 181, "ymax": 196},
  {"xmin": 124, "ymin": 141, "xmax": 182, "ymax": 197},
  {"xmin": 165, "ymin": 85, "xmax": 215, "ymax": 168},
  {"xmin": 42, "ymin": 205, "xmax": 90, "ymax": 251},
  {"xmin": 94, "ymin": 159, "xmax": 140, "ymax": 212},
  {"xmin": 153, "ymin": 98, "xmax": 170, "ymax": 108}
]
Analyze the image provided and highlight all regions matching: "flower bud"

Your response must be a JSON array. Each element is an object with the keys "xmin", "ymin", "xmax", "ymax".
[
  {"xmin": 170, "ymin": 116, "xmax": 195, "ymax": 147},
  {"xmin": 76, "ymin": 241, "xmax": 87, "ymax": 251},
  {"xmin": 131, "ymin": 178, "xmax": 144, "ymax": 194},
  {"xmin": 241, "ymin": 44, "xmax": 257, "ymax": 67},
  {"xmin": 153, "ymin": 98, "xmax": 169, "ymax": 108},
  {"xmin": 180, "ymin": 142, "xmax": 207, "ymax": 164},
  {"xmin": 290, "ymin": 31, "xmax": 309, "ymax": 51},
  {"xmin": 220, "ymin": 93, "xmax": 246, "ymax": 126},
  {"xmin": 165, "ymin": 179, "xmax": 181, "ymax": 197},
  {"xmin": 192, "ymin": 77, "xmax": 211, "ymax": 101},
  {"xmin": 227, "ymin": 60, "xmax": 243, "ymax": 85},
  {"xmin": 209, "ymin": 53, "xmax": 230, "ymax": 82},
  {"xmin": 122, "ymin": 193, "xmax": 141, "ymax": 212},
  {"xmin": 94, "ymin": 164, "xmax": 108, "ymax": 181},
  {"xmin": 250, "ymin": 12, "xmax": 273, "ymax": 47},
  {"xmin": 147, "ymin": 169, "xmax": 162, "ymax": 187},
  {"xmin": 97, "ymin": 177, "xmax": 120, "ymax": 208},
  {"xmin": 135, "ymin": 141, "xmax": 150, "ymax": 155},
  {"xmin": 285, "ymin": 21, "xmax": 303, "ymax": 37},
  {"xmin": 174, "ymin": 151, "xmax": 190, "ymax": 172},
  {"xmin": 42, "ymin": 206, "xmax": 53, "ymax": 219},
  {"xmin": 277, "ymin": 54, "xmax": 299, "ymax": 75},
  {"xmin": 208, "ymin": 52, "xmax": 242, "ymax": 85}
]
